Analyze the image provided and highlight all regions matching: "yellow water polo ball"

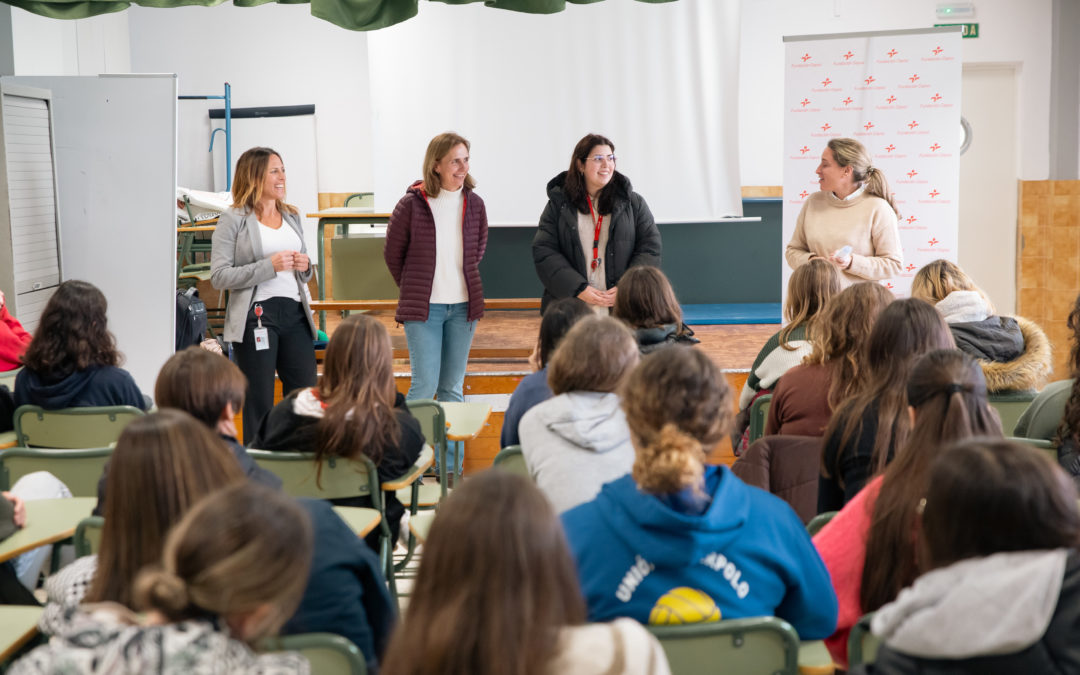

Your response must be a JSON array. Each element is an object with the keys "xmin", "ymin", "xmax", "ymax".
[{"xmin": 648, "ymin": 586, "xmax": 722, "ymax": 625}]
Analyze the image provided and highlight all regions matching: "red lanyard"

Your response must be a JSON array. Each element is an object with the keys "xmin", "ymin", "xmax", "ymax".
[{"xmin": 587, "ymin": 196, "xmax": 603, "ymax": 271}]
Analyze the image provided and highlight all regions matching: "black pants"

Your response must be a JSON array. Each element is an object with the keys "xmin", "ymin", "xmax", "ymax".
[{"xmin": 233, "ymin": 297, "xmax": 317, "ymax": 444}]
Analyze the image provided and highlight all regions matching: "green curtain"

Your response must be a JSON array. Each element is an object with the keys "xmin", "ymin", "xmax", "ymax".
[{"xmin": 3, "ymin": 0, "xmax": 675, "ymax": 31}]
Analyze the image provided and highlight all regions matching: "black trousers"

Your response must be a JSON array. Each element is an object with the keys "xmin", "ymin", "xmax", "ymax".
[{"xmin": 233, "ymin": 297, "xmax": 317, "ymax": 444}]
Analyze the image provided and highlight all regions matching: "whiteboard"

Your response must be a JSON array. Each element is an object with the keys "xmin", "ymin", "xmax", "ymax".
[{"xmin": 3, "ymin": 74, "xmax": 178, "ymax": 398}]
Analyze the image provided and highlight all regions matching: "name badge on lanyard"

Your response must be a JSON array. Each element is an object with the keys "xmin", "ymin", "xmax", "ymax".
[{"xmin": 253, "ymin": 303, "xmax": 270, "ymax": 351}]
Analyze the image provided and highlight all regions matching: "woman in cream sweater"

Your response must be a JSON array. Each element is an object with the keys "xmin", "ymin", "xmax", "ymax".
[{"xmin": 786, "ymin": 137, "xmax": 903, "ymax": 285}]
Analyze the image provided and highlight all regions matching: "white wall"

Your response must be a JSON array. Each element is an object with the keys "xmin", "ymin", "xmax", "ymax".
[
  {"xmin": 11, "ymin": 8, "xmax": 130, "ymax": 75},
  {"xmin": 740, "ymin": 0, "xmax": 1053, "ymax": 185},
  {"xmin": 127, "ymin": 3, "xmax": 371, "ymax": 193}
]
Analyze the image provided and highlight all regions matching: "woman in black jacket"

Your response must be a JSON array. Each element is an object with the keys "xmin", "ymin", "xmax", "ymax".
[{"xmin": 532, "ymin": 134, "xmax": 662, "ymax": 315}]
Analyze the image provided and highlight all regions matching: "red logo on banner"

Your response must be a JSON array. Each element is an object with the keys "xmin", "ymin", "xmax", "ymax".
[
  {"xmin": 885, "ymin": 144, "xmax": 896, "ymax": 152},
  {"xmin": 820, "ymin": 123, "xmax": 831, "ymax": 131},
  {"xmin": 931, "ymin": 93, "xmax": 943, "ymax": 102},
  {"xmin": 801, "ymin": 53, "xmax": 812, "ymax": 62},
  {"xmin": 801, "ymin": 98, "xmax": 811, "ymax": 107},
  {"xmin": 885, "ymin": 282, "xmax": 895, "ymax": 290},
  {"xmin": 886, "ymin": 95, "xmax": 897, "ymax": 104},
  {"xmin": 930, "ymin": 143, "xmax": 941, "ymax": 152},
  {"xmin": 908, "ymin": 120, "xmax": 919, "ymax": 129},
  {"xmin": 821, "ymin": 77, "xmax": 832, "ymax": 87},
  {"xmin": 843, "ymin": 51, "xmax": 854, "ymax": 60},
  {"xmin": 933, "ymin": 46, "xmax": 944, "ymax": 55},
  {"xmin": 799, "ymin": 190, "xmax": 809, "ymax": 198},
  {"xmin": 863, "ymin": 121, "xmax": 875, "ymax": 131},
  {"xmin": 800, "ymin": 146, "xmax": 810, "ymax": 154},
  {"xmin": 843, "ymin": 96, "xmax": 854, "ymax": 105},
  {"xmin": 928, "ymin": 237, "xmax": 939, "ymax": 246},
  {"xmin": 909, "ymin": 74, "xmax": 920, "ymax": 83},
  {"xmin": 929, "ymin": 189, "xmax": 940, "ymax": 198},
  {"xmin": 864, "ymin": 75, "xmax": 876, "ymax": 85},
  {"xmin": 907, "ymin": 169, "xmax": 918, "ymax": 178},
  {"xmin": 905, "ymin": 263, "xmax": 917, "ymax": 271},
  {"xmin": 887, "ymin": 49, "xmax": 899, "ymax": 58},
  {"xmin": 906, "ymin": 215, "xmax": 918, "ymax": 224}
]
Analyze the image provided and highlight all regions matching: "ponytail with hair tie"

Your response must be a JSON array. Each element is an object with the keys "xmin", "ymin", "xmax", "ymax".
[
  {"xmin": 134, "ymin": 566, "xmax": 190, "ymax": 618},
  {"xmin": 632, "ymin": 423, "xmax": 706, "ymax": 496}
]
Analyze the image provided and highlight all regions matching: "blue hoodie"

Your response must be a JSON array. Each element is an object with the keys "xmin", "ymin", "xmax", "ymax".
[
  {"xmin": 561, "ymin": 466, "xmax": 838, "ymax": 639},
  {"xmin": 14, "ymin": 365, "xmax": 146, "ymax": 411}
]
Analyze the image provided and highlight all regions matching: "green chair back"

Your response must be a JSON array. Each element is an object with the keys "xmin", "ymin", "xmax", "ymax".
[
  {"xmin": 848, "ymin": 612, "xmax": 879, "ymax": 667},
  {"xmin": 405, "ymin": 400, "xmax": 449, "ymax": 496},
  {"xmin": 806, "ymin": 511, "xmax": 837, "ymax": 537},
  {"xmin": 0, "ymin": 447, "xmax": 112, "ymax": 497},
  {"xmin": 492, "ymin": 445, "xmax": 529, "ymax": 477},
  {"xmin": 0, "ymin": 366, "xmax": 19, "ymax": 392},
  {"xmin": 13, "ymin": 405, "xmax": 145, "ymax": 449},
  {"xmin": 1006, "ymin": 436, "xmax": 1056, "ymax": 463},
  {"xmin": 648, "ymin": 616, "xmax": 800, "ymax": 675},
  {"xmin": 260, "ymin": 633, "xmax": 367, "ymax": 675},
  {"xmin": 342, "ymin": 192, "xmax": 374, "ymax": 208},
  {"xmin": 748, "ymin": 393, "xmax": 773, "ymax": 446},
  {"xmin": 247, "ymin": 450, "xmax": 381, "ymax": 507},
  {"xmin": 74, "ymin": 515, "xmax": 104, "ymax": 558},
  {"xmin": 988, "ymin": 391, "xmax": 1037, "ymax": 439}
]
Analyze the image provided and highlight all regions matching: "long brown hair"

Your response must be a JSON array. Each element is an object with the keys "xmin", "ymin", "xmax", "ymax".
[
  {"xmin": 135, "ymin": 483, "xmax": 312, "ymax": 644},
  {"xmin": 823, "ymin": 299, "xmax": 955, "ymax": 482},
  {"xmin": 421, "ymin": 132, "xmax": 475, "ymax": 197},
  {"xmin": 612, "ymin": 265, "xmax": 689, "ymax": 336},
  {"xmin": 859, "ymin": 350, "xmax": 1002, "ymax": 613},
  {"xmin": 316, "ymin": 315, "xmax": 400, "ymax": 467},
  {"xmin": 21, "ymin": 280, "xmax": 122, "ymax": 379},
  {"xmin": 804, "ymin": 282, "xmax": 893, "ymax": 410},
  {"xmin": 563, "ymin": 133, "xmax": 620, "ymax": 214},
  {"xmin": 381, "ymin": 471, "xmax": 585, "ymax": 675},
  {"xmin": 154, "ymin": 347, "xmax": 245, "ymax": 430},
  {"xmin": 780, "ymin": 259, "xmax": 842, "ymax": 350},
  {"xmin": 231, "ymin": 147, "xmax": 298, "ymax": 215},
  {"xmin": 622, "ymin": 347, "xmax": 733, "ymax": 495},
  {"xmin": 86, "ymin": 410, "xmax": 245, "ymax": 607},
  {"xmin": 547, "ymin": 316, "xmax": 639, "ymax": 395},
  {"xmin": 827, "ymin": 137, "xmax": 899, "ymax": 216},
  {"xmin": 1056, "ymin": 292, "xmax": 1080, "ymax": 448}
]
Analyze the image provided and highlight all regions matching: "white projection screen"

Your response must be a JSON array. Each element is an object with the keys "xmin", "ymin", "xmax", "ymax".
[{"xmin": 368, "ymin": 0, "xmax": 742, "ymax": 226}]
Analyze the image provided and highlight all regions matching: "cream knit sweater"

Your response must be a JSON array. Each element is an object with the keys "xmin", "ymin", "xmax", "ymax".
[{"xmin": 785, "ymin": 190, "xmax": 903, "ymax": 285}]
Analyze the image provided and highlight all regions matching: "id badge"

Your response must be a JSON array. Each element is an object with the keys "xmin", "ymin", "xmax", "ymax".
[{"xmin": 253, "ymin": 327, "xmax": 270, "ymax": 351}]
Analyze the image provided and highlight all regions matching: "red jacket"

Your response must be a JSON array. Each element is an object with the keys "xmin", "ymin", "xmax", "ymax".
[
  {"xmin": 0, "ymin": 304, "xmax": 31, "ymax": 372},
  {"xmin": 384, "ymin": 182, "xmax": 487, "ymax": 324}
]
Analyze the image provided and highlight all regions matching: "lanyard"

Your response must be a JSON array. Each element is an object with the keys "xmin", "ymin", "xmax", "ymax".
[
  {"xmin": 254, "ymin": 303, "xmax": 263, "ymax": 329},
  {"xmin": 587, "ymin": 196, "xmax": 603, "ymax": 271}
]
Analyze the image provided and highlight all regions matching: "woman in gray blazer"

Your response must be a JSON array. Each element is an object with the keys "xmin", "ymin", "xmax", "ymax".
[{"xmin": 211, "ymin": 147, "xmax": 317, "ymax": 443}]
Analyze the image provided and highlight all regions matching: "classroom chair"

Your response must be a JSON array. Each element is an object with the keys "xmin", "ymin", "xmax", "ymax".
[
  {"xmin": 747, "ymin": 393, "xmax": 773, "ymax": 446},
  {"xmin": 0, "ymin": 447, "xmax": 112, "ymax": 497},
  {"xmin": 848, "ymin": 612, "xmax": 880, "ymax": 668},
  {"xmin": 13, "ymin": 404, "xmax": 145, "ymax": 449},
  {"xmin": 731, "ymin": 435, "xmax": 821, "ymax": 524},
  {"xmin": 987, "ymin": 391, "xmax": 1037, "ymax": 439},
  {"xmin": 401, "ymin": 399, "xmax": 449, "ymax": 504},
  {"xmin": 260, "ymin": 633, "xmax": 367, "ymax": 675},
  {"xmin": 492, "ymin": 445, "xmax": 528, "ymax": 477},
  {"xmin": 0, "ymin": 366, "xmax": 19, "ymax": 392},
  {"xmin": 806, "ymin": 511, "xmax": 838, "ymax": 537},
  {"xmin": 342, "ymin": 192, "xmax": 375, "ymax": 208},
  {"xmin": 1006, "ymin": 436, "xmax": 1056, "ymax": 463},
  {"xmin": 74, "ymin": 515, "xmax": 104, "ymax": 558},
  {"xmin": 648, "ymin": 616, "xmax": 800, "ymax": 675}
]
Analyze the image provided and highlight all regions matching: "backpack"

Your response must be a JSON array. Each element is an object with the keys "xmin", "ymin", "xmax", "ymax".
[{"xmin": 175, "ymin": 287, "xmax": 208, "ymax": 351}]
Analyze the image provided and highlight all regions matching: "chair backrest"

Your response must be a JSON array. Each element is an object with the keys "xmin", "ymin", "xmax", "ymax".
[
  {"xmin": 247, "ymin": 450, "xmax": 382, "ymax": 509},
  {"xmin": 14, "ymin": 404, "xmax": 145, "ymax": 449},
  {"xmin": 0, "ymin": 366, "xmax": 19, "ymax": 392},
  {"xmin": 260, "ymin": 633, "xmax": 367, "ymax": 675},
  {"xmin": 1006, "ymin": 436, "xmax": 1056, "ymax": 463},
  {"xmin": 0, "ymin": 447, "xmax": 112, "ymax": 497},
  {"xmin": 806, "ymin": 511, "xmax": 838, "ymax": 536},
  {"xmin": 731, "ymin": 435, "xmax": 821, "ymax": 524},
  {"xmin": 747, "ymin": 393, "xmax": 773, "ymax": 446},
  {"xmin": 648, "ymin": 616, "xmax": 800, "ymax": 675},
  {"xmin": 405, "ymin": 399, "xmax": 448, "ymax": 494},
  {"xmin": 342, "ymin": 192, "xmax": 374, "ymax": 208},
  {"xmin": 848, "ymin": 612, "xmax": 880, "ymax": 667},
  {"xmin": 74, "ymin": 515, "xmax": 105, "ymax": 558},
  {"xmin": 988, "ymin": 391, "xmax": 1037, "ymax": 439},
  {"xmin": 492, "ymin": 445, "xmax": 529, "ymax": 477}
]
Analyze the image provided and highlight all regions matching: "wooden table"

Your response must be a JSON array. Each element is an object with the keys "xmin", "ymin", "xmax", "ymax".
[
  {"xmin": 408, "ymin": 511, "xmax": 436, "ymax": 544},
  {"xmin": 306, "ymin": 208, "xmax": 393, "ymax": 331},
  {"xmin": 0, "ymin": 498, "xmax": 95, "ymax": 563},
  {"xmin": 797, "ymin": 640, "xmax": 836, "ymax": 675},
  {"xmin": 332, "ymin": 506, "xmax": 381, "ymax": 539},
  {"xmin": 0, "ymin": 606, "xmax": 43, "ymax": 662},
  {"xmin": 441, "ymin": 402, "xmax": 493, "ymax": 441}
]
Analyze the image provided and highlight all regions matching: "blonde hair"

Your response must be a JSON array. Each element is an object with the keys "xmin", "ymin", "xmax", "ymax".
[
  {"xmin": 910, "ymin": 259, "xmax": 994, "ymax": 313},
  {"xmin": 781, "ymin": 259, "xmax": 842, "ymax": 350},
  {"xmin": 622, "ymin": 347, "xmax": 732, "ymax": 495},
  {"xmin": 231, "ymin": 147, "xmax": 298, "ymax": 216},
  {"xmin": 422, "ymin": 132, "xmax": 476, "ymax": 197},
  {"xmin": 547, "ymin": 316, "xmax": 639, "ymax": 395},
  {"xmin": 827, "ymin": 138, "xmax": 899, "ymax": 216},
  {"xmin": 134, "ymin": 483, "xmax": 312, "ymax": 644}
]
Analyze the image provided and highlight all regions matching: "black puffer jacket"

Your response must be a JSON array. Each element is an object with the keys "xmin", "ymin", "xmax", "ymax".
[{"xmin": 532, "ymin": 171, "xmax": 661, "ymax": 314}]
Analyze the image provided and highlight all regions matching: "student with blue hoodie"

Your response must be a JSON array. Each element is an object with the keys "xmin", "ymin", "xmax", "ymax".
[{"xmin": 562, "ymin": 346, "xmax": 838, "ymax": 638}]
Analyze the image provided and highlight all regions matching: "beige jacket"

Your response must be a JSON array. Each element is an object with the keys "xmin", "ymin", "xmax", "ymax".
[{"xmin": 548, "ymin": 619, "xmax": 671, "ymax": 675}]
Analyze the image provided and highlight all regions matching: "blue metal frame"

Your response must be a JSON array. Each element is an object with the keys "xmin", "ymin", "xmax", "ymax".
[{"xmin": 179, "ymin": 82, "xmax": 232, "ymax": 190}]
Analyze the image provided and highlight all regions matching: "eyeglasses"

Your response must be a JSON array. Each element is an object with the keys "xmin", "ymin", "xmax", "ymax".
[{"xmin": 587, "ymin": 154, "xmax": 617, "ymax": 164}]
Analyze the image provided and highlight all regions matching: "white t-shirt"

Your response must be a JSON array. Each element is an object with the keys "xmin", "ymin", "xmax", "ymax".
[
  {"xmin": 428, "ymin": 187, "xmax": 469, "ymax": 304},
  {"xmin": 253, "ymin": 220, "xmax": 302, "ymax": 302}
]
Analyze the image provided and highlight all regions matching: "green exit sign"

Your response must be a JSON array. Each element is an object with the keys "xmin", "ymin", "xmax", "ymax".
[{"xmin": 935, "ymin": 22, "xmax": 979, "ymax": 38}]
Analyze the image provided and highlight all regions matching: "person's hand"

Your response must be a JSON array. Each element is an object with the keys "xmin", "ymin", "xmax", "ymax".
[
  {"xmin": 293, "ymin": 252, "xmax": 310, "ymax": 272},
  {"xmin": 527, "ymin": 340, "xmax": 541, "ymax": 372},
  {"xmin": 577, "ymin": 286, "xmax": 613, "ymax": 307},
  {"xmin": 270, "ymin": 250, "xmax": 296, "ymax": 272},
  {"xmin": 3, "ymin": 492, "xmax": 26, "ymax": 528},
  {"xmin": 603, "ymin": 286, "xmax": 618, "ymax": 303},
  {"xmin": 828, "ymin": 253, "xmax": 852, "ymax": 269}
]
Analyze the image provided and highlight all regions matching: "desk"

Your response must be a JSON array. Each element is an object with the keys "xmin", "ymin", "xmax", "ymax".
[
  {"xmin": 0, "ymin": 498, "xmax": 95, "ymax": 563},
  {"xmin": 0, "ymin": 606, "xmax": 43, "ymax": 663},
  {"xmin": 332, "ymin": 506, "xmax": 382, "ymax": 539},
  {"xmin": 797, "ymin": 640, "xmax": 836, "ymax": 675},
  {"xmin": 408, "ymin": 511, "xmax": 436, "ymax": 545},
  {"xmin": 306, "ymin": 209, "xmax": 393, "ymax": 331},
  {"xmin": 176, "ymin": 223, "xmax": 217, "ymax": 272},
  {"xmin": 441, "ymin": 402, "xmax": 492, "ymax": 441}
]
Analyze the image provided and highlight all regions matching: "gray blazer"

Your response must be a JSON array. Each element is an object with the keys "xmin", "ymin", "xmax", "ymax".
[{"xmin": 210, "ymin": 207, "xmax": 317, "ymax": 344}]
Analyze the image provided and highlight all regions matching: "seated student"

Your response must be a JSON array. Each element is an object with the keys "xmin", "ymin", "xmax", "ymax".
[
  {"xmin": 819, "ymin": 299, "xmax": 955, "ymax": 512},
  {"xmin": 611, "ymin": 265, "xmax": 699, "ymax": 355},
  {"xmin": 14, "ymin": 483, "xmax": 312, "ymax": 674},
  {"xmin": 562, "ymin": 347, "xmax": 838, "ymax": 638},
  {"xmin": 813, "ymin": 350, "xmax": 1002, "ymax": 667},
  {"xmin": 14, "ymin": 280, "xmax": 146, "ymax": 411},
  {"xmin": 152, "ymin": 346, "xmax": 281, "ymax": 490},
  {"xmin": 766, "ymin": 282, "xmax": 892, "ymax": 439},
  {"xmin": 251, "ymin": 314, "xmax": 424, "ymax": 551},
  {"xmin": 911, "ymin": 259, "xmax": 1050, "ymax": 392},
  {"xmin": 519, "ymin": 316, "xmax": 640, "ymax": 513},
  {"xmin": 734, "ymin": 259, "xmax": 841, "ymax": 450},
  {"xmin": 381, "ymin": 471, "xmax": 670, "ymax": 675},
  {"xmin": 500, "ymin": 297, "xmax": 591, "ymax": 449},
  {"xmin": 852, "ymin": 439, "xmax": 1080, "ymax": 674},
  {"xmin": 0, "ymin": 289, "xmax": 31, "ymax": 373}
]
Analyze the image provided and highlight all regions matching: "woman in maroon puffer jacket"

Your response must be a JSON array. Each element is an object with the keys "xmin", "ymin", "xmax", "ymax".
[{"xmin": 384, "ymin": 132, "xmax": 488, "ymax": 415}]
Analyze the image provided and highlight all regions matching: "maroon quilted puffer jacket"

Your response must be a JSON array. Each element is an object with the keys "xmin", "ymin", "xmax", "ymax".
[{"xmin": 384, "ymin": 181, "xmax": 488, "ymax": 323}]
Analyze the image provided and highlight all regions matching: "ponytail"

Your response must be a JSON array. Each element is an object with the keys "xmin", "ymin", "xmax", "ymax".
[
  {"xmin": 863, "ymin": 166, "xmax": 899, "ymax": 217},
  {"xmin": 632, "ymin": 423, "xmax": 706, "ymax": 494}
]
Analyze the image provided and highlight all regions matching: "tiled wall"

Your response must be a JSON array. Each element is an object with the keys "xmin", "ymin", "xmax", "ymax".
[{"xmin": 1018, "ymin": 180, "xmax": 1080, "ymax": 379}]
